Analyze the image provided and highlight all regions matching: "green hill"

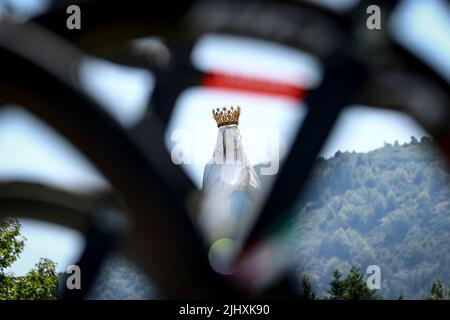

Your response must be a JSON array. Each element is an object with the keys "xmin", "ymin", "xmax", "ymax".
[{"xmin": 286, "ymin": 136, "xmax": 450, "ymax": 299}]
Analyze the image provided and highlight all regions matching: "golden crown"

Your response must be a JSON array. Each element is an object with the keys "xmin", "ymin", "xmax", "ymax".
[{"xmin": 212, "ymin": 106, "xmax": 241, "ymax": 127}]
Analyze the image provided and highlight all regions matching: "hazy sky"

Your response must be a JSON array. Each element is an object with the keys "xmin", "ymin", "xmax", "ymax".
[{"xmin": 0, "ymin": 0, "xmax": 447, "ymax": 275}]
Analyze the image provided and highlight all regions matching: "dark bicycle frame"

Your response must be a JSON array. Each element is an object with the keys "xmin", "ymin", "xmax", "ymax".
[{"xmin": 0, "ymin": 0, "xmax": 448, "ymax": 299}]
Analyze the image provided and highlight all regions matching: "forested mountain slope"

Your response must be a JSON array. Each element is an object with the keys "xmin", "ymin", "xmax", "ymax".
[{"xmin": 287, "ymin": 137, "xmax": 450, "ymax": 299}]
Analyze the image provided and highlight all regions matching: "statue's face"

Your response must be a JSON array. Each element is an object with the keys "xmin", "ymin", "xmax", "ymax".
[
  {"xmin": 233, "ymin": 130, "xmax": 241, "ymax": 150},
  {"xmin": 221, "ymin": 126, "xmax": 241, "ymax": 159},
  {"xmin": 227, "ymin": 126, "xmax": 241, "ymax": 150}
]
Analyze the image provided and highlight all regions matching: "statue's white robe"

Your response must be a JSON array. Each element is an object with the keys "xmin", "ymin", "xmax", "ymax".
[{"xmin": 200, "ymin": 125, "xmax": 261, "ymax": 243}]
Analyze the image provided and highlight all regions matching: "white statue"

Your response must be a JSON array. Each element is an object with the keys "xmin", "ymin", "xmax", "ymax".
[{"xmin": 200, "ymin": 106, "xmax": 261, "ymax": 245}]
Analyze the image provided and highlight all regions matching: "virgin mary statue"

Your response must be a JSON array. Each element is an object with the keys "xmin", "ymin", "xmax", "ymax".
[{"xmin": 199, "ymin": 106, "xmax": 261, "ymax": 244}]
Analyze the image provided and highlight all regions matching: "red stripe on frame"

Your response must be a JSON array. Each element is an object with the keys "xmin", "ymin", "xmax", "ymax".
[{"xmin": 202, "ymin": 72, "xmax": 306, "ymax": 100}]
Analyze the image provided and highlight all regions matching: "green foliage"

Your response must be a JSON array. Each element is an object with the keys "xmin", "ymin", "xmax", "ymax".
[
  {"xmin": 287, "ymin": 137, "xmax": 450, "ymax": 299},
  {"xmin": 299, "ymin": 267, "xmax": 376, "ymax": 300},
  {"xmin": 426, "ymin": 280, "xmax": 449, "ymax": 300},
  {"xmin": 328, "ymin": 267, "xmax": 376, "ymax": 300},
  {"xmin": 328, "ymin": 269, "xmax": 344, "ymax": 299},
  {"xmin": 0, "ymin": 218, "xmax": 25, "ymax": 271},
  {"xmin": 0, "ymin": 218, "xmax": 57, "ymax": 300},
  {"xmin": 301, "ymin": 276, "xmax": 316, "ymax": 300},
  {"xmin": 340, "ymin": 267, "xmax": 377, "ymax": 300}
]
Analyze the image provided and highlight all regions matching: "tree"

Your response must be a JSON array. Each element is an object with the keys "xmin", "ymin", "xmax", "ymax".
[
  {"xmin": 0, "ymin": 218, "xmax": 58, "ymax": 300},
  {"xmin": 301, "ymin": 276, "xmax": 316, "ymax": 300},
  {"xmin": 328, "ymin": 269, "xmax": 345, "ymax": 299},
  {"xmin": 420, "ymin": 136, "xmax": 432, "ymax": 144},
  {"xmin": 328, "ymin": 267, "xmax": 376, "ymax": 300},
  {"xmin": 426, "ymin": 280, "xmax": 447, "ymax": 300},
  {"xmin": 0, "ymin": 218, "xmax": 25, "ymax": 271},
  {"xmin": 342, "ymin": 267, "xmax": 376, "ymax": 300}
]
